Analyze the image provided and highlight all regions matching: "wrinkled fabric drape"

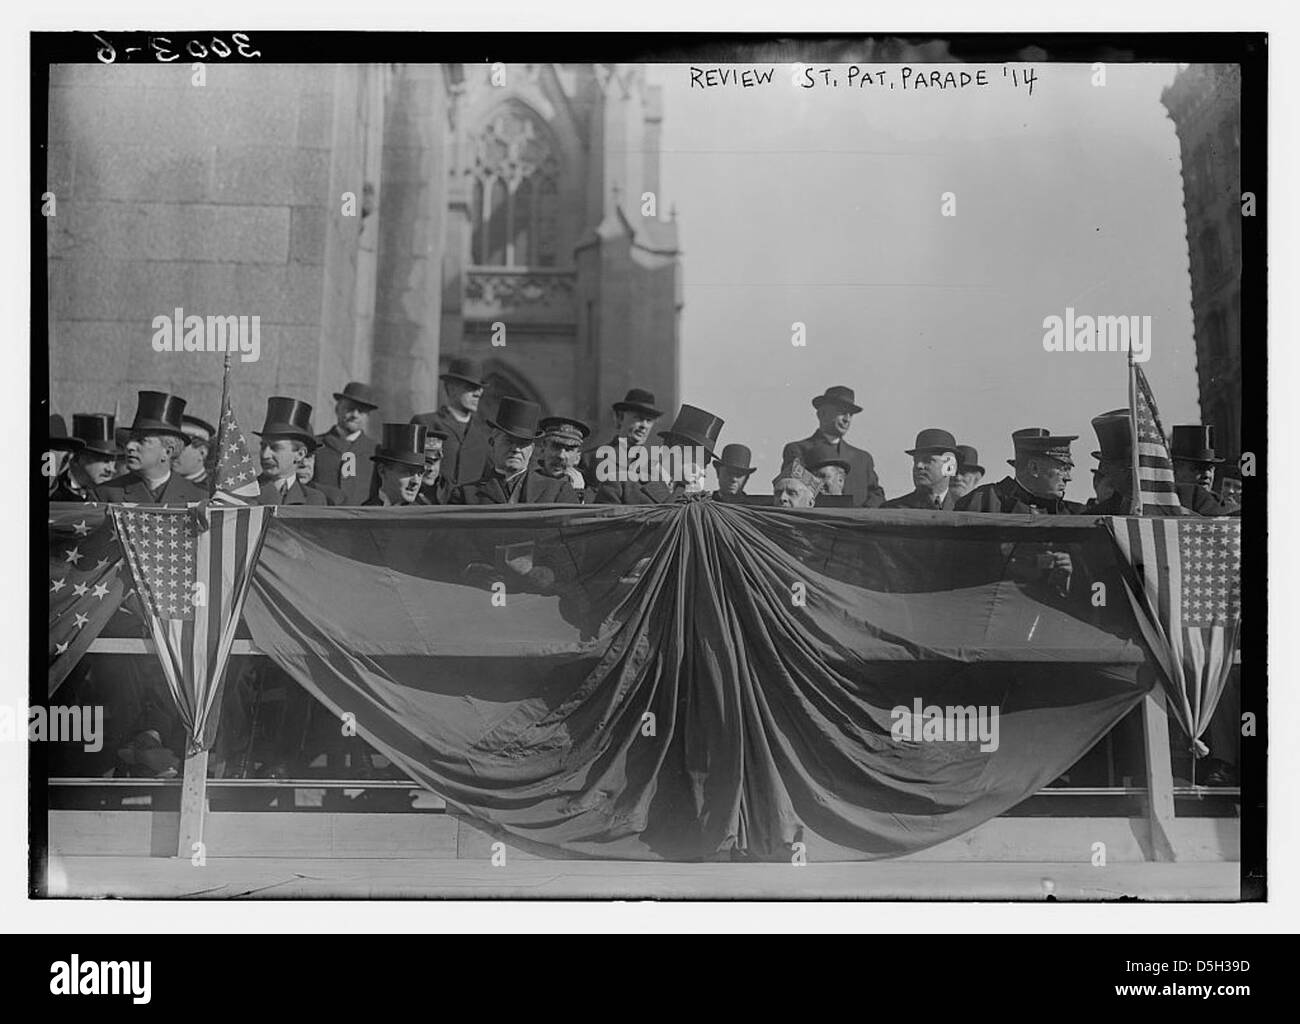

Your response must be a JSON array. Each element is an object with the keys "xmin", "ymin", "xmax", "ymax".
[{"xmin": 243, "ymin": 503, "xmax": 1151, "ymax": 860}]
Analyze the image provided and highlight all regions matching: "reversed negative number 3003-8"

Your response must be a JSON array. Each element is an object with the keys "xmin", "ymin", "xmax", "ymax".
[{"xmin": 93, "ymin": 33, "xmax": 262, "ymax": 64}]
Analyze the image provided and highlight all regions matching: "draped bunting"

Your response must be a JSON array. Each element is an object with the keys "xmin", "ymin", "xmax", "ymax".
[
  {"xmin": 243, "ymin": 502, "xmax": 1152, "ymax": 861},
  {"xmin": 48, "ymin": 504, "xmax": 127, "ymax": 696}
]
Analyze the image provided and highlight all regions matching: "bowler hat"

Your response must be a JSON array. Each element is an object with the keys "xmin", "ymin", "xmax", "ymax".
[
  {"xmin": 332, "ymin": 381, "xmax": 379, "ymax": 411},
  {"xmin": 181, "ymin": 414, "xmax": 216, "ymax": 440},
  {"xmin": 955, "ymin": 445, "xmax": 984, "ymax": 474},
  {"xmin": 658, "ymin": 404, "xmax": 725, "ymax": 456},
  {"xmin": 372, "ymin": 423, "xmax": 428, "ymax": 469},
  {"xmin": 486, "ymin": 396, "xmax": 542, "ymax": 442},
  {"xmin": 1007, "ymin": 427, "xmax": 1077, "ymax": 467},
  {"xmin": 1170, "ymin": 424, "xmax": 1224, "ymax": 464},
  {"xmin": 254, "ymin": 397, "xmax": 318, "ymax": 449},
  {"xmin": 539, "ymin": 416, "xmax": 590, "ymax": 448},
  {"xmin": 1090, "ymin": 409, "xmax": 1133, "ymax": 462},
  {"xmin": 811, "ymin": 385, "xmax": 863, "ymax": 415},
  {"xmin": 440, "ymin": 357, "xmax": 486, "ymax": 390},
  {"xmin": 129, "ymin": 391, "xmax": 189, "ymax": 440},
  {"xmin": 802, "ymin": 441, "xmax": 851, "ymax": 474},
  {"xmin": 905, "ymin": 428, "xmax": 958, "ymax": 457},
  {"xmin": 72, "ymin": 413, "xmax": 122, "ymax": 457},
  {"xmin": 48, "ymin": 414, "xmax": 85, "ymax": 453},
  {"xmin": 713, "ymin": 443, "xmax": 755, "ymax": 474},
  {"xmin": 612, "ymin": 388, "xmax": 662, "ymax": 419}
]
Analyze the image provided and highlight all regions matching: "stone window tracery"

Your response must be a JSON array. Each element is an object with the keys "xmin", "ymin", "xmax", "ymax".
[{"xmin": 468, "ymin": 104, "xmax": 561, "ymax": 267}]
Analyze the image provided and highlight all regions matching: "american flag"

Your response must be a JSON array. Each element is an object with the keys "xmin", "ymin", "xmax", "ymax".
[
  {"xmin": 211, "ymin": 357, "xmax": 261, "ymax": 505},
  {"xmin": 1109, "ymin": 515, "xmax": 1242, "ymax": 756},
  {"xmin": 1129, "ymin": 361, "xmax": 1190, "ymax": 516},
  {"xmin": 111, "ymin": 505, "xmax": 271, "ymax": 751},
  {"xmin": 49, "ymin": 504, "xmax": 126, "ymax": 696}
]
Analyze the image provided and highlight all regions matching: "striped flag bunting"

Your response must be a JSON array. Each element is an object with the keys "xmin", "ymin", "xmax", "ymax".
[
  {"xmin": 211, "ymin": 356, "xmax": 261, "ymax": 505},
  {"xmin": 1128, "ymin": 360, "xmax": 1191, "ymax": 516}
]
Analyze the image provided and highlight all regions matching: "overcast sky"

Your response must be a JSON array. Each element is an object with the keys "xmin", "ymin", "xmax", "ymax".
[{"xmin": 648, "ymin": 62, "xmax": 1198, "ymax": 501}]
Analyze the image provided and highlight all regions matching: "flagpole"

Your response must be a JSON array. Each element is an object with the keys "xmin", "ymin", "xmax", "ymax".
[
  {"xmin": 212, "ymin": 351, "xmax": 233, "ymax": 500},
  {"xmin": 1127, "ymin": 352, "xmax": 1142, "ymax": 516}
]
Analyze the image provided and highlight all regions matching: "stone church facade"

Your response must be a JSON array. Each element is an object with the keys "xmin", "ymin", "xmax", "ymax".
[{"xmin": 46, "ymin": 62, "xmax": 681, "ymax": 433}]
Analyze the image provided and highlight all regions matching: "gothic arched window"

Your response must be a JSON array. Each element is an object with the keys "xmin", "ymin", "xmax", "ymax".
[{"xmin": 468, "ymin": 104, "xmax": 561, "ymax": 268}]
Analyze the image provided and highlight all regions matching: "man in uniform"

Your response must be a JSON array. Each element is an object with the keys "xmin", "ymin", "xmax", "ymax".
[
  {"xmin": 415, "ymin": 426, "xmax": 452, "ymax": 506},
  {"xmin": 313, "ymin": 381, "xmax": 380, "ymax": 506},
  {"xmin": 364, "ymin": 423, "xmax": 429, "ymax": 506},
  {"xmin": 587, "ymin": 390, "xmax": 671, "ymax": 504},
  {"xmin": 453, "ymin": 397, "xmax": 578, "ymax": 505},
  {"xmin": 882, "ymin": 429, "xmax": 961, "ymax": 510},
  {"xmin": 950, "ymin": 445, "xmax": 985, "ymax": 501},
  {"xmin": 254, "ymin": 397, "xmax": 328, "ymax": 507},
  {"xmin": 52, "ymin": 414, "xmax": 121, "ymax": 501},
  {"xmin": 536, "ymin": 416, "xmax": 590, "ymax": 500},
  {"xmin": 1170, "ymin": 425, "xmax": 1230, "ymax": 516},
  {"xmin": 411, "ymin": 357, "xmax": 491, "ymax": 487},
  {"xmin": 712, "ymin": 443, "xmax": 756, "ymax": 502},
  {"xmin": 97, "ymin": 392, "xmax": 208, "ymax": 505},
  {"xmin": 174, "ymin": 414, "xmax": 215, "ymax": 491},
  {"xmin": 781, "ymin": 385, "xmax": 885, "ymax": 508}
]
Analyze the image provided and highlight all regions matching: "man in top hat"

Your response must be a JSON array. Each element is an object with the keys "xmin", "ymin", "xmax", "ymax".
[
  {"xmin": 882, "ymin": 429, "xmax": 961, "ymax": 510},
  {"xmin": 712, "ymin": 443, "xmax": 756, "ymax": 502},
  {"xmin": 772, "ymin": 458, "xmax": 822, "ymax": 509},
  {"xmin": 46, "ymin": 414, "xmax": 84, "ymax": 497},
  {"xmin": 411, "ymin": 357, "xmax": 492, "ymax": 487},
  {"xmin": 364, "ymin": 423, "xmax": 428, "ymax": 506},
  {"xmin": 949, "ymin": 445, "xmax": 985, "ymax": 501},
  {"xmin": 1081, "ymin": 409, "xmax": 1136, "ymax": 515},
  {"xmin": 313, "ymin": 382, "xmax": 380, "ymax": 506},
  {"xmin": 580, "ymin": 388, "xmax": 664, "ymax": 491},
  {"xmin": 660, "ymin": 404, "xmax": 724, "ymax": 499},
  {"xmin": 781, "ymin": 385, "xmax": 885, "ymax": 508},
  {"xmin": 1170, "ymin": 424, "xmax": 1230, "ymax": 516},
  {"xmin": 51, "ymin": 414, "xmax": 121, "ymax": 501},
  {"xmin": 453, "ymin": 397, "xmax": 578, "ymax": 505},
  {"xmin": 415, "ymin": 425, "xmax": 453, "ymax": 506},
  {"xmin": 255, "ymin": 397, "xmax": 327, "ymax": 507},
  {"xmin": 594, "ymin": 403, "xmax": 723, "ymax": 504},
  {"xmin": 97, "ymin": 392, "xmax": 209, "ymax": 505},
  {"xmin": 536, "ymin": 416, "xmax": 590, "ymax": 501},
  {"xmin": 174, "ymin": 414, "xmax": 215, "ymax": 491},
  {"xmin": 295, "ymin": 448, "xmax": 344, "ymax": 505}
]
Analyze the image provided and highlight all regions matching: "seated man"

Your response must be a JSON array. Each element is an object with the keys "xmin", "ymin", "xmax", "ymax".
[
  {"xmin": 53, "ymin": 414, "xmax": 121, "ymax": 501},
  {"xmin": 452, "ymin": 398, "xmax": 578, "ymax": 505},
  {"xmin": 949, "ymin": 445, "xmax": 985, "ymax": 501},
  {"xmin": 882, "ymin": 429, "xmax": 960, "ymax": 510},
  {"xmin": 772, "ymin": 459, "xmax": 822, "ymax": 509},
  {"xmin": 254, "ymin": 397, "xmax": 328, "ymax": 506},
  {"xmin": 295, "ymin": 447, "xmax": 343, "ymax": 505},
  {"xmin": 175, "ymin": 414, "xmax": 215, "ymax": 490},
  {"xmin": 97, "ymin": 391, "xmax": 208, "ymax": 505},
  {"xmin": 536, "ymin": 416, "xmax": 590, "ymax": 501},
  {"xmin": 656, "ymin": 404, "xmax": 725, "ymax": 500},
  {"xmin": 711, "ymin": 444, "xmax": 756, "ymax": 501},
  {"xmin": 1082, "ymin": 409, "xmax": 1135, "ymax": 515},
  {"xmin": 364, "ymin": 423, "xmax": 428, "ymax": 506},
  {"xmin": 416, "ymin": 426, "xmax": 452, "ymax": 506},
  {"xmin": 1170, "ymin": 425, "xmax": 1230, "ymax": 515}
]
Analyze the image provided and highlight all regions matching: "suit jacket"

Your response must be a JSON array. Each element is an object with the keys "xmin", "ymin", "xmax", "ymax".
[
  {"xmin": 256, "ymin": 476, "xmax": 328, "ymax": 506},
  {"xmin": 410, "ymin": 407, "xmax": 491, "ymax": 486},
  {"xmin": 955, "ymin": 475, "xmax": 1083, "ymax": 515},
  {"xmin": 306, "ymin": 480, "xmax": 345, "ymax": 506},
  {"xmin": 416, "ymin": 475, "xmax": 451, "ymax": 506},
  {"xmin": 50, "ymin": 472, "xmax": 95, "ymax": 502},
  {"xmin": 594, "ymin": 478, "xmax": 673, "ymax": 505},
  {"xmin": 881, "ymin": 488, "xmax": 959, "ymax": 511},
  {"xmin": 95, "ymin": 471, "xmax": 208, "ymax": 505},
  {"xmin": 1176, "ymin": 482, "xmax": 1229, "ymax": 516},
  {"xmin": 452, "ymin": 468, "xmax": 579, "ymax": 506},
  {"xmin": 781, "ymin": 433, "xmax": 885, "ymax": 508},
  {"xmin": 312, "ymin": 428, "xmax": 378, "ymax": 506}
]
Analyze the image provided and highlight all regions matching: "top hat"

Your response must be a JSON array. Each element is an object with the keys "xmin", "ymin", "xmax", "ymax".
[
  {"xmin": 811, "ymin": 385, "xmax": 863, "ymax": 415},
  {"xmin": 905, "ymin": 428, "xmax": 959, "ymax": 457},
  {"xmin": 372, "ymin": 423, "xmax": 428, "ymax": 469},
  {"xmin": 1170, "ymin": 424, "xmax": 1224, "ymax": 464},
  {"xmin": 254, "ymin": 397, "xmax": 318, "ymax": 448},
  {"xmin": 658, "ymin": 404, "xmax": 725, "ymax": 456},
  {"xmin": 612, "ymin": 388, "xmax": 662, "ymax": 419},
  {"xmin": 955, "ymin": 445, "xmax": 984, "ymax": 474},
  {"xmin": 48, "ymin": 414, "xmax": 85, "ymax": 453},
  {"xmin": 1090, "ymin": 409, "xmax": 1133, "ymax": 462},
  {"xmin": 129, "ymin": 391, "xmax": 189, "ymax": 440},
  {"xmin": 72, "ymin": 413, "xmax": 122, "ymax": 457},
  {"xmin": 486, "ymin": 396, "xmax": 542, "ymax": 442},
  {"xmin": 802, "ymin": 441, "xmax": 851, "ymax": 474},
  {"xmin": 772, "ymin": 458, "xmax": 824, "ymax": 496},
  {"xmin": 181, "ymin": 414, "xmax": 216, "ymax": 440},
  {"xmin": 440, "ymin": 357, "xmax": 486, "ymax": 390},
  {"xmin": 332, "ymin": 381, "xmax": 379, "ymax": 411},
  {"xmin": 713, "ymin": 443, "xmax": 755, "ymax": 474},
  {"xmin": 539, "ymin": 416, "xmax": 590, "ymax": 448},
  {"xmin": 1007, "ymin": 427, "xmax": 1077, "ymax": 467}
]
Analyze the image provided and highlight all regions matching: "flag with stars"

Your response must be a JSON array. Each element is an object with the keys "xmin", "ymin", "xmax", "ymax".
[
  {"xmin": 211, "ymin": 357, "xmax": 261, "ymax": 505},
  {"xmin": 49, "ymin": 505, "xmax": 127, "ymax": 696},
  {"xmin": 1128, "ymin": 361, "xmax": 1191, "ymax": 516},
  {"xmin": 111, "ymin": 504, "xmax": 271, "ymax": 752},
  {"xmin": 1108, "ymin": 516, "xmax": 1242, "ymax": 756}
]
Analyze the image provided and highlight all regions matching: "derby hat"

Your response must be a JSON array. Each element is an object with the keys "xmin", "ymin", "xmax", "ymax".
[
  {"xmin": 658, "ymin": 404, "xmax": 725, "ymax": 456},
  {"xmin": 372, "ymin": 422, "xmax": 428, "ymax": 469},
  {"xmin": 1170, "ymin": 424, "xmax": 1224, "ymax": 464},
  {"xmin": 486, "ymin": 396, "xmax": 543, "ymax": 442},
  {"xmin": 72, "ymin": 413, "xmax": 123, "ymax": 457},
  {"xmin": 955, "ymin": 445, "xmax": 984, "ymax": 474},
  {"xmin": 539, "ymin": 416, "xmax": 590, "ymax": 448},
  {"xmin": 254, "ymin": 396, "xmax": 318, "ymax": 448},
  {"xmin": 612, "ymin": 388, "xmax": 663, "ymax": 419},
  {"xmin": 905, "ymin": 428, "xmax": 959, "ymax": 457},
  {"xmin": 1090, "ymin": 409, "xmax": 1133, "ymax": 462},
  {"xmin": 440, "ymin": 357, "xmax": 486, "ymax": 390},
  {"xmin": 129, "ymin": 391, "xmax": 189, "ymax": 439},
  {"xmin": 713, "ymin": 443, "xmax": 756, "ymax": 474},
  {"xmin": 811, "ymin": 385, "xmax": 863, "ymax": 415},
  {"xmin": 332, "ymin": 381, "xmax": 379, "ymax": 410},
  {"xmin": 1007, "ymin": 427, "xmax": 1077, "ymax": 467},
  {"xmin": 48, "ymin": 414, "xmax": 85, "ymax": 453},
  {"xmin": 802, "ymin": 441, "xmax": 851, "ymax": 474}
]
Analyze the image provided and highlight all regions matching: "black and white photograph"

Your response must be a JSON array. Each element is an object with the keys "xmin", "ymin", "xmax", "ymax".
[{"xmin": 16, "ymin": 14, "xmax": 1275, "ymax": 935}]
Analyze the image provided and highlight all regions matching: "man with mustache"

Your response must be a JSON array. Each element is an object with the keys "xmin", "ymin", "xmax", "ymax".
[
  {"xmin": 364, "ymin": 423, "xmax": 429, "ymax": 506},
  {"xmin": 313, "ymin": 381, "xmax": 379, "ymax": 506},
  {"xmin": 52, "ymin": 414, "xmax": 121, "ymax": 501},
  {"xmin": 255, "ymin": 398, "xmax": 328, "ymax": 506},
  {"xmin": 96, "ymin": 392, "xmax": 208, "ymax": 505},
  {"xmin": 536, "ymin": 416, "xmax": 591, "ymax": 501},
  {"xmin": 781, "ymin": 385, "xmax": 885, "ymax": 508},
  {"xmin": 882, "ymin": 429, "xmax": 961, "ymax": 510},
  {"xmin": 411, "ymin": 357, "xmax": 492, "ymax": 487},
  {"xmin": 1169, "ymin": 424, "xmax": 1230, "ymax": 515},
  {"xmin": 582, "ymin": 388, "xmax": 669, "ymax": 503},
  {"xmin": 452, "ymin": 398, "xmax": 577, "ymax": 505}
]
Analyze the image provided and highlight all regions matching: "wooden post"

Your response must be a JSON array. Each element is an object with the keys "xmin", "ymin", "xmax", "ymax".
[
  {"xmin": 1141, "ymin": 687, "xmax": 1178, "ymax": 862},
  {"xmin": 176, "ymin": 744, "xmax": 209, "ymax": 860}
]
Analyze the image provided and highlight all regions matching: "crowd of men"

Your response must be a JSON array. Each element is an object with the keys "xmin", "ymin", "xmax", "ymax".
[{"xmin": 47, "ymin": 355, "xmax": 1241, "ymax": 520}]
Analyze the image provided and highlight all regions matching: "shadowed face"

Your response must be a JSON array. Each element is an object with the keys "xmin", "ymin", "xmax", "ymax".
[
  {"xmin": 424, "ymin": 442, "xmax": 444, "ymax": 482},
  {"xmin": 379, "ymin": 461, "xmax": 423, "ymax": 504},
  {"xmin": 1173, "ymin": 459, "xmax": 1216, "ymax": 490},
  {"xmin": 1092, "ymin": 459, "xmax": 1131, "ymax": 504},
  {"xmin": 174, "ymin": 428, "xmax": 210, "ymax": 476},
  {"xmin": 491, "ymin": 431, "xmax": 534, "ymax": 475},
  {"xmin": 447, "ymin": 381, "xmax": 483, "ymax": 415},
  {"xmin": 335, "ymin": 398, "xmax": 370, "ymax": 435},
  {"xmin": 1020, "ymin": 455, "xmax": 1072, "ymax": 499},
  {"xmin": 950, "ymin": 468, "xmax": 984, "ymax": 499},
  {"xmin": 716, "ymin": 464, "xmax": 750, "ymax": 495},
  {"xmin": 76, "ymin": 452, "xmax": 118, "ymax": 485},
  {"xmin": 616, "ymin": 411, "xmax": 656, "ymax": 446},
  {"xmin": 296, "ymin": 450, "xmax": 316, "ymax": 485},
  {"xmin": 816, "ymin": 403, "xmax": 854, "ymax": 439},
  {"xmin": 813, "ymin": 464, "xmax": 847, "ymax": 495}
]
